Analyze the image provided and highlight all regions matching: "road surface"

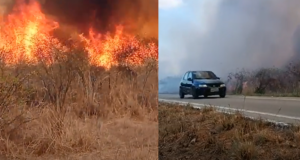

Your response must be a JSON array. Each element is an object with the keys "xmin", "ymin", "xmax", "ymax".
[{"xmin": 159, "ymin": 94, "xmax": 300, "ymax": 124}]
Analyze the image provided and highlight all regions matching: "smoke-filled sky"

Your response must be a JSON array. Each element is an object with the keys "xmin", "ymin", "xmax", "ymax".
[{"xmin": 159, "ymin": 0, "xmax": 300, "ymax": 80}]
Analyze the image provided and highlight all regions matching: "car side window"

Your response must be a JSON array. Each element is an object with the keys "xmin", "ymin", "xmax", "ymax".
[{"xmin": 183, "ymin": 72, "xmax": 189, "ymax": 80}]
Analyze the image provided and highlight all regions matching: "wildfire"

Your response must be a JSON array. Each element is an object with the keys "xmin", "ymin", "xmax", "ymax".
[{"xmin": 0, "ymin": 0, "xmax": 158, "ymax": 69}]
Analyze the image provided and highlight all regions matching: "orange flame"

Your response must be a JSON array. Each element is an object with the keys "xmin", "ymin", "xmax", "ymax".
[{"xmin": 0, "ymin": 0, "xmax": 158, "ymax": 69}]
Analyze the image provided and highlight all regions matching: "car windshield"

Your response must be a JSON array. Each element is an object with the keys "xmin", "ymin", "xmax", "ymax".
[{"xmin": 192, "ymin": 71, "xmax": 217, "ymax": 79}]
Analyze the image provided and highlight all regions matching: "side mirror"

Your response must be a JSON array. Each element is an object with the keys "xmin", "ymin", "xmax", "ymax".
[
  {"xmin": 187, "ymin": 78, "xmax": 193, "ymax": 81},
  {"xmin": 216, "ymin": 77, "xmax": 220, "ymax": 79}
]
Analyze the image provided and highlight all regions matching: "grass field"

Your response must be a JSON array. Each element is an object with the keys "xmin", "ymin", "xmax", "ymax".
[
  {"xmin": 0, "ymin": 52, "xmax": 158, "ymax": 159},
  {"xmin": 159, "ymin": 102, "xmax": 300, "ymax": 160}
]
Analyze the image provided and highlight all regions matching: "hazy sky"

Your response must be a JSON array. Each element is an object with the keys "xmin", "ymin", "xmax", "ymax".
[
  {"xmin": 159, "ymin": 0, "xmax": 216, "ymax": 78},
  {"xmin": 159, "ymin": 0, "xmax": 300, "ymax": 80}
]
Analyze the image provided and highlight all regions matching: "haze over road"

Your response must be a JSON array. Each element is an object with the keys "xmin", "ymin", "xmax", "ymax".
[{"xmin": 159, "ymin": 94, "xmax": 300, "ymax": 124}]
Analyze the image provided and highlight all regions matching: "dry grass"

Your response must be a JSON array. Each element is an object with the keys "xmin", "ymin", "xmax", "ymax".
[
  {"xmin": 0, "ymin": 50, "xmax": 158, "ymax": 159},
  {"xmin": 159, "ymin": 102, "xmax": 300, "ymax": 160}
]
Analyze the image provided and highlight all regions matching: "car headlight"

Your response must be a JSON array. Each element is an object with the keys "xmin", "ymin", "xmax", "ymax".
[
  {"xmin": 199, "ymin": 84, "xmax": 207, "ymax": 87},
  {"xmin": 220, "ymin": 84, "xmax": 226, "ymax": 87}
]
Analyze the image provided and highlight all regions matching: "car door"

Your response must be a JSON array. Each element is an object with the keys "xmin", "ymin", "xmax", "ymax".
[
  {"xmin": 180, "ymin": 72, "xmax": 189, "ymax": 93},
  {"xmin": 186, "ymin": 72, "xmax": 193, "ymax": 94}
]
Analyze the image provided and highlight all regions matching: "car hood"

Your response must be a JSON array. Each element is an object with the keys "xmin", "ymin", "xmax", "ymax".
[{"xmin": 194, "ymin": 79, "xmax": 224, "ymax": 84}]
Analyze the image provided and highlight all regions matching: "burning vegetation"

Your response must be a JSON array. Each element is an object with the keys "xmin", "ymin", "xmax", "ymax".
[
  {"xmin": 0, "ymin": 0, "xmax": 158, "ymax": 159},
  {"xmin": 0, "ymin": 0, "xmax": 158, "ymax": 68}
]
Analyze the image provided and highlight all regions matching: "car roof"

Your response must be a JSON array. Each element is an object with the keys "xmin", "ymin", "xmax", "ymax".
[{"xmin": 188, "ymin": 70, "xmax": 212, "ymax": 73}]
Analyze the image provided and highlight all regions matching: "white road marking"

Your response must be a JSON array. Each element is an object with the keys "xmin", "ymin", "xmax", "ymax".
[
  {"xmin": 159, "ymin": 94, "xmax": 300, "ymax": 101},
  {"xmin": 227, "ymin": 95, "xmax": 300, "ymax": 101},
  {"xmin": 159, "ymin": 99, "xmax": 300, "ymax": 121}
]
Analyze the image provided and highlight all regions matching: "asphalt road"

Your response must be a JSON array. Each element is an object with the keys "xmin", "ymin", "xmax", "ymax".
[{"xmin": 159, "ymin": 94, "xmax": 300, "ymax": 124}]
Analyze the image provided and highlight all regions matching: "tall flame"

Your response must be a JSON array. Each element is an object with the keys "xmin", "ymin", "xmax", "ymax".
[{"xmin": 0, "ymin": 0, "xmax": 158, "ymax": 69}]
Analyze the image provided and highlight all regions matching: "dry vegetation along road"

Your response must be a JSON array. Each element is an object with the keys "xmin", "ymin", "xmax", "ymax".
[{"xmin": 159, "ymin": 94, "xmax": 300, "ymax": 124}]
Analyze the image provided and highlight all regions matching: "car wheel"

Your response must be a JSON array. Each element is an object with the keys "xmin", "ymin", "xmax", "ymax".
[
  {"xmin": 179, "ymin": 89, "xmax": 185, "ymax": 99},
  {"xmin": 204, "ymin": 94, "xmax": 208, "ymax": 98},
  {"xmin": 219, "ymin": 92, "xmax": 226, "ymax": 98},
  {"xmin": 191, "ymin": 88, "xmax": 198, "ymax": 99}
]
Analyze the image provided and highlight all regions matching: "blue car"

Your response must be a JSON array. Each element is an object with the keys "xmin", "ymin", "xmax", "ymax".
[{"xmin": 179, "ymin": 71, "xmax": 226, "ymax": 99}]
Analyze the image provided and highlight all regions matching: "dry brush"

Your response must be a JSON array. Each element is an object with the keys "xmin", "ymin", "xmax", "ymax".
[
  {"xmin": 226, "ymin": 62, "xmax": 300, "ymax": 96},
  {"xmin": 0, "ymin": 44, "xmax": 158, "ymax": 159}
]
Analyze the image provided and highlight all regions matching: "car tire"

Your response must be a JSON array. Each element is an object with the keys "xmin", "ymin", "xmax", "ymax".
[
  {"xmin": 204, "ymin": 94, "xmax": 208, "ymax": 98},
  {"xmin": 219, "ymin": 92, "xmax": 226, "ymax": 98},
  {"xmin": 191, "ymin": 88, "xmax": 198, "ymax": 99},
  {"xmin": 179, "ymin": 89, "xmax": 185, "ymax": 99}
]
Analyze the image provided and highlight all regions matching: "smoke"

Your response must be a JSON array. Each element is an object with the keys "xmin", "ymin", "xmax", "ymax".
[
  {"xmin": 40, "ymin": 0, "xmax": 158, "ymax": 38},
  {"xmin": 159, "ymin": 0, "xmax": 300, "ymax": 92},
  {"xmin": 1, "ymin": 0, "xmax": 158, "ymax": 38},
  {"xmin": 0, "ymin": 0, "xmax": 13, "ymax": 16}
]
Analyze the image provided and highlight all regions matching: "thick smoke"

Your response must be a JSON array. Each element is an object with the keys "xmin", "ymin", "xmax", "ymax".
[
  {"xmin": 159, "ymin": 0, "xmax": 300, "ymax": 93},
  {"xmin": 40, "ymin": 0, "xmax": 158, "ymax": 38},
  {"xmin": 1, "ymin": 0, "xmax": 158, "ymax": 38}
]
